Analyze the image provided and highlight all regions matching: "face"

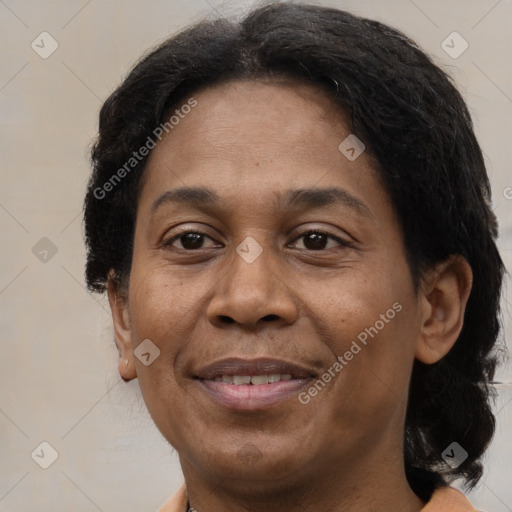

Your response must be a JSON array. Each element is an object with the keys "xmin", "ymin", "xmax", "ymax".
[{"xmin": 119, "ymin": 79, "xmax": 426, "ymax": 490}]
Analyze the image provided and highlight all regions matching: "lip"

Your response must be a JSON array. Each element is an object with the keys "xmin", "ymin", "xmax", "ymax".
[
  {"xmin": 195, "ymin": 357, "xmax": 316, "ymax": 380},
  {"xmin": 194, "ymin": 357, "xmax": 317, "ymax": 411}
]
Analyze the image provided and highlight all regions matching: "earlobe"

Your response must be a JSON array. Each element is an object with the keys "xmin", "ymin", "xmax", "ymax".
[
  {"xmin": 107, "ymin": 273, "xmax": 137, "ymax": 381},
  {"xmin": 117, "ymin": 354, "xmax": 137, "ymax": 381},
  {"xmin": 415, "ymin": 255, "xmax": 473, "ymax": 365}
]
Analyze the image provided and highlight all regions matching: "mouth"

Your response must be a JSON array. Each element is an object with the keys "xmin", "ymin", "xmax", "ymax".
[{"xmin": 194, "ymin": 357, "xmax": 316, "ymax": 411}]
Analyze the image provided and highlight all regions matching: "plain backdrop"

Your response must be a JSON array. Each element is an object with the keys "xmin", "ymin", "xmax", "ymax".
[{"xmin": 1, "ymin": 1, "xmax": 511, "ymax": 510}]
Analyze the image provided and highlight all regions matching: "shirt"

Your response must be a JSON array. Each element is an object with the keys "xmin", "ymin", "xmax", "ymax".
[{"xmin": 157, "ymin": 483, "xmax": 480, "ymax": 511}]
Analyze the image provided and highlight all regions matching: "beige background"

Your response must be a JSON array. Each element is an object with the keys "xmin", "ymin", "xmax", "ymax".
[{"xmin": 1, "ymin": 0, "xmax": 511, "ymax": 510}]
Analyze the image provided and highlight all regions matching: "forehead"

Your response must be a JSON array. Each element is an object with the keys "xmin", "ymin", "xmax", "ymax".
[
  {"xmin": 138, "ymin": 78, "xmax": 382, "ymax": 212},
  {"xmin": 166, "ymin": 81, "xmax": 332, "ymax": 153}
]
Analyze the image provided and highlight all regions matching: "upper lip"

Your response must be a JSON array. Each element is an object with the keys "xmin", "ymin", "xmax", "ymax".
[{"xmin": 195, "ymin": 357, "xmax": 316, "ymax": 380}]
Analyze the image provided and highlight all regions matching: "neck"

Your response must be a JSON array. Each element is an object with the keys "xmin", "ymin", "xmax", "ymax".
[{"xmin": 180, "ymin": 450, "xmax": 426, "ymax": 512}]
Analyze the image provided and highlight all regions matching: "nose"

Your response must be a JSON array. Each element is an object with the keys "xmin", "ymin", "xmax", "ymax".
[{"xmin": 206, "ymin": 240, "xmax": 299, "ymax": 330}]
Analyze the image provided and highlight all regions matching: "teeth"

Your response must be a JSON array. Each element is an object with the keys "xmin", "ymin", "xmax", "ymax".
[
  {"xmin": 213, "ymin": 374, "xmax": 294, "ymax": 385},
  {"xmin": 250, "ymin": 375, "xmax": 269, "ymax": 385},
  {"xmin": 233, "ymin": 375, "xmax": 251, "ymax": 385}
]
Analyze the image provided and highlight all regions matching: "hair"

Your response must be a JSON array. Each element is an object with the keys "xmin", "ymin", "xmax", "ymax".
[{"xmin": 83, "ymin": 0, "xmax": 506, "ymax": 496}]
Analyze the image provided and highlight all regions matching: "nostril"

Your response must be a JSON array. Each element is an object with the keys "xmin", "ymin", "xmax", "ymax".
[
  {"xmin": 263, "ymin": 314, "xmax": 279, "ymax": 322},
  {"xmin": 219, "ymin": 315, "xmax": 235, "ymax": 324}
]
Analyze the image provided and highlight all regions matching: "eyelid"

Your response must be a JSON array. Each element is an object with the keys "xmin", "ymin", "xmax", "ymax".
[
  {"xmin": 162, "ymin": 223, "xmax": 217, "ymax": 239},
  {"xmin": 161, "ymin": 224, "xmax": 353, "ymax": 251},
  {"xmin": 161, "ymin": 228, "xmax": 219, "ymax": 248},
  {"xmin": 289, "ymin": 228, "xmax": 352, "ymax": 249}
]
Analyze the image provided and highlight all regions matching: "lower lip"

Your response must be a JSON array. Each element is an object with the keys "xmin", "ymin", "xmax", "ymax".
[{"xmin": 197, "ymin": 378, "xmax": 311, "ymax": 411}]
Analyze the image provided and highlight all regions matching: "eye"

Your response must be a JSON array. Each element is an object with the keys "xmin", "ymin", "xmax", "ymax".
[
  {"xmin": 162, "ymin": 228, "xmax": 350, "ymax": 252},
  {"xmin": 290, "ymin": 229, "xmax": 349, "ymax": 251},
  {"xmin": 163, "ymin": 230, "xmax": 219, "ymax": 250}
]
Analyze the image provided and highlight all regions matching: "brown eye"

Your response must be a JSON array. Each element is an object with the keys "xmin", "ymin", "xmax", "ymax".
[
  {"xmin": 164, "ymin": 231, "xmax": 218, "ymax": 250},
  {"xmin": 291, "ymin": 230, "xmax": 348, "ymax": 251}
]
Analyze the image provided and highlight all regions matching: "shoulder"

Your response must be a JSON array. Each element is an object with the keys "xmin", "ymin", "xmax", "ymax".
[
  {"xmin": 422, "ymin": 486, "xmax": 480, "ymax": 511},
  {"xmin": 157, "ymin": 483, "xmax": 188, "ymax": 512}
]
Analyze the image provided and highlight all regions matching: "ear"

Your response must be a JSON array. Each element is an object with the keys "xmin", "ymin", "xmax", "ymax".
[
  {"xmin": 107, "ymin": 272, "xmax": 137, "ymax": 381},
  {"xmin": 415, "ymin": 254, "xmax": 473, "ymax": 364}
]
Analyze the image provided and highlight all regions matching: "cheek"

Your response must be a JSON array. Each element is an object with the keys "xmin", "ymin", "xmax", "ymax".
[
  {"xmin": 317, "ymin": 266, "xmax": 418, "ymax": 400},
  {"xmin": 314, "ymin": 311, "xmax": 416, "ymax": 445},
  {"xmin": 126, "ymin": 267, "xmax": 193, "ymax": 443},
  {"xmin": 128, "ymin": 259, "xmax": 198, "ymax": 342},
  {"xmin": 322, "ymin": 295, "xmax": 411, "ymax": 378},
  {"xmin": 126, "ymin": 266, "xmax": 186, "ymax": 385}
]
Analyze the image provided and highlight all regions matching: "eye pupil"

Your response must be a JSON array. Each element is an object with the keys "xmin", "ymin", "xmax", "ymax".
[
  {"xmin": 167, "ymin": 230, "xmax": 340, "ymax": 252},
  {"xmin": 304, "ymin": 232, "xmax": 327, "ymax": 250},
  {"xmin": 181, "ymin": 232, "xmax": 203, "ymax": 249}
]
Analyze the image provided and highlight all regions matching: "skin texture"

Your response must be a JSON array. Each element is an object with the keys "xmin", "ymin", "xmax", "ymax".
[{"xmin": 108, "ymin": 79, "xmax": 473, "ymax": 512}]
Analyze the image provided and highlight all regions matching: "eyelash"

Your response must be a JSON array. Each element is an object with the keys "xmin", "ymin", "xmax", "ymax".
[{"xmin": 162, "ymin": 228, "xmax": 351, "ymax": 251}]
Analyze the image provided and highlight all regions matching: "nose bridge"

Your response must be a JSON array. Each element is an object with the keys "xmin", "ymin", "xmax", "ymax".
[
  {"xmin": 206, "ymin": 236, "xmax": 297, "ymax": 327},
  {"xmin": 226, "ymin": 236, "xmax": 278, "ymax": 303}
]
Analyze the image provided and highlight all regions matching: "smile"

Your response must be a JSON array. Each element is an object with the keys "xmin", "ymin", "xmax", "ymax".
[
  {"xmin": 193, "ymin": 357, "xmax": 317, "ymax": 411},
  {"xmin": 198, "ymin": 377, "xmax": 311, "ymax": 410},
  {"xmin": 213, "ymin": 374, "xmax": 292, "ymax": 384}
]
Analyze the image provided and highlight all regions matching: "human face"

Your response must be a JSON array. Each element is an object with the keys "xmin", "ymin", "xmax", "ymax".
[{"xmin": 122, "ymin": 79, "xmax": 423, "ymax": 491}]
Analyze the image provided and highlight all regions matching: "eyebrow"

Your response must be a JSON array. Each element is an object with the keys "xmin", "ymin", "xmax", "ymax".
[{"xmin": 150, "ymin": 186, "xmax": 373, "ymax": 218}]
